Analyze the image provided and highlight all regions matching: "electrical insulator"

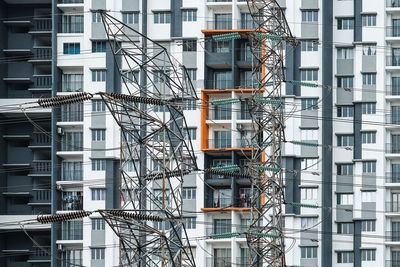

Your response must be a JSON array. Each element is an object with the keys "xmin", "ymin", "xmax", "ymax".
[
  {"xmin": 106, "ymin": 210, "xmax": 163, "ymax": 222},
  {"xmin": 104, "ymin": 93, "xmax": 166, "ymax": 106},
  {"xmin": 38, "ymin": 93, "xmax": 93, "ymax": 108},
  {"xmin": 37, "ymin": 210, "xmax": 92, "ymax": 223}
]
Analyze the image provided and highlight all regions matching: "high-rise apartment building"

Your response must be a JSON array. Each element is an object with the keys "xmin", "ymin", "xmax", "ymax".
[{"xmin": 1, "ymin": 0, "xmax": 399, "ymax": 266}]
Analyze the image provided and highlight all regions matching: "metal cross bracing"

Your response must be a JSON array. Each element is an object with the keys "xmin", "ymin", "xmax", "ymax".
[
  {"xmin": 245, "ymin": 1, "xmax": 297, "ymax": 266},
  {"xmin": 94, "ymin": 11, "xmax": 198, "ymax": 267}
]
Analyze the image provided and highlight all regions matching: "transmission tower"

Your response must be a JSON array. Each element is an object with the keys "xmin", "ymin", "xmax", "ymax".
[
  {"xmin": 245, "ymin": 1, "xmax": 296, "ymax": 266},
  {"xmin": 95, "ymin": 12, "xmax": 198, "ymax": 267}
]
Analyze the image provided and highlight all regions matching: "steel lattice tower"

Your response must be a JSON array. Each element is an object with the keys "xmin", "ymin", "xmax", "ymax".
[
  {"xmin": 245, "ymin": 1, "xmax": 296, "ymax": 266},
  {"xmin": 96, "ymin": 12, "xmax": 198, "ymax": 267}
]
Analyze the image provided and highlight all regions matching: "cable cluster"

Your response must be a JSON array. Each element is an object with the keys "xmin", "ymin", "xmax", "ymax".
[
  {"xmin": 204, "ymin": 168, "xmax": 251, "ymax": 179},
  {"xmin": 106, "ymin": 93, "xmax": 166, "ymax": 106},
  {"xmin": 37, "ymin": 211, "xmax": 92, "ymax": 223},
  {"xmin": 107, "ymin": 210, "xmax": 163, "ymax": 222},
  {"xmin": 38, "ymin": 93, "xmax": 93, "ymax": 108}
]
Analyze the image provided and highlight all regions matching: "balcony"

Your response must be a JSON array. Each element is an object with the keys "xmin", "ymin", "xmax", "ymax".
[
  {"xmin": 60, "ymin": 81, "xmax": 83, "ymax": 92},
  {"xmin": 28, "ymin": 246, "xmax": 51, "ymax": 262},
  {"xmin": 238, "ymin": 20, "xmax": 256, "ymax": 30},
  {"xmin": 29, "ymin": 190, "xmax": 51, "ymax": 205},
  {"xmin": 208, "ymin": 139, "xmax": 232, "ymax": 149},
  {"xmin": 61, "ymin": 221, "xmax": 83, "ymax": 240},
  {"xmin": 386, "ymin": 114, "xmax": 400, "ymax": 126},
  {"xmin": 29, "ymin": 75, "xmax": 52, "ymax": 93},
  {"xmin": 386, "ymin": 230, "xmax": 400, "ymax": 242},
  {"xmin": 60, "ymin": 192, "xmax": 83, "ymax": 211},
  {"xmin": 31, "ymin": 18, "xmax": 52, "ymax": 33},
  {"xmin": 386, "ymin": 201, "xmax": 400, "ymax": 213},
  {"xmin": 61, "ymin": 132, "xmax": 83, "ymax": 152},
  {"xmin": 387, "ymin": 260, "xmax": 400, "ymax": 267},
  {"xmin": 387, "ymin": 172, "xmax": 400, "ymax": 184},
  {"xmin": 61, "ymin": 167, "xmax": 83, "ymax": 181},
  {"xmin": 387, "ymin": 85, "xmax": 400, "ymax": 99},
  {"xmin": 387, "ymin": 56, "xmax": 400, "ymax": 67},
  {"xmin": 206, "ymin": 80, "xmax": 234, "ymax": 90},
  {"xmin": 206, "ymin": 257, "xmax": 232, "ymax": 267},
  {"xmin": 30, "ymin": 160, "xmax": 52, "ymax": 176},
  {"xmin": 59, "ymin": 22, "xmax": 83, "ymax": 33},
  {"xmin": 236, "ymin": 138, "xmax": 252, "ymax": 148},
  {"xmin": 29, "ymin": 132, "xmax": 51, "ymax": 148},
  {"xmin": 206, "ymin": 20, "xmax": 233, "ymax": 30},
  {"xmin": 60, "ymin": 103, "xmax": 83, "ymax": 122},
  {"xmin": 29, "ymin": 47, "xmax": 52, "ymax": 64}
]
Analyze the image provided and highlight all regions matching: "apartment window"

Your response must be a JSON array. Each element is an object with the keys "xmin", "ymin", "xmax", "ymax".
[
  {"xmin": 184, "ymin": 128, "xmax": 197, "ymax": 140},
  {"xmin": 361, "ymin": 249, "xmax": 376, "ymax": 261},
  {"xmin": 363, "ymin": 45, "xmax": 376, "ymax": 56},
  {"xmin": 183, "ymin": 40, "xmax": 197, "ymax": 52},
  {"xmin": 182, "ymin": 10, "xmax": 197, "ymax": 22},
  {"xmin": 337, "ymin": 222, "xmax": 354, "ymax": 234},
  {"xmin": 337, "ymin": 193, "xmax": 353, "ymax": 205},
  {"xmin": 337, "ymin": 135, "xmax": 354, "ymax": 146},
  {"xmin": 212, "ymin": 40, "xmax": 230, "ymax": 53},
  {"xmin": 301, "ymin": 158, "xmax": 319, "ymax": 170},
  {"xmin": 301, "ymin": 247, "xmax": 317, "ymax": 259},
  {"xmin": 63, "ymin": 43, "xmax": 80, "ymax": 54},
  {"xmin": 92, "ymin": 218, "xmax": 105, "ymax": 230},
  {"xmin": 187, "ymin": 69, "xmax": 197, "ymax": 81},
  {"xmin": 92, "ymin": 70, "xmax": 106, "ymax": 82},
  {"xmin": 301, "ymin": 40, "xmax": 318, "ymax": 51},
  {"xmin": 154, "ymin": 12, "xmax": 171, "ymax": 24},
  {"xmin": 214, "ymin": 71, "xmax": 232, "ymax": 90},
  {"xmin": 91, "ymin": 189, "xmax": 106, "ymax": 201},
  {"xmin": 337, "ymin": 77, "xmax": 353, "ymax": 89},
  {"xmin": 92, "ymin": 12, "xmax": 102, "ymax": 23},
  {"xmin": 337, "ymin": 106, "xmax": 353, "ymax": 117},
  {"xmin": 362, "ymin": 161, "xmax": 376, "ymax": 173},
  {"xmin": 62, "ymin": 73, "xmax": 83, "ymax": 92},
  {"xmin": 92, "ymin": 100, "xmax": 105, "ymax": 112},
  {"xmin": 92, "ymin": 129, "xmax": 106, "ymax": 141},
  {"xmin": 301, "ymin": 129, "xmax": 318, "ymax": 140},
  {"xmin": 301, "ymin": 11, "xmax": 318, "ymax": 22},
  {"xmin": 301, "ymin": 98, "xmax": 318, "ymax": 110},
  {"xmin": 337, "ymin": 48, "xmax": 353, "ymax": 59},
  {"xmin": 182, "ymin": 187, "xmax": 196, "ymax": 200},
  {"xmin": 337, "ymin": 164, "xmax": 353, "ymax": 175},
  {"xmin": 301, "ymin": 69, "xmax": 318, "ymax": 81},
  {"xmin": 361, "ymin": 191, "xmax": 376, "ymax": 202},
  {"xmin": 337, "ymin": 18, "xmax": 354, "ymax": 30},
  {"xmin": 362, "ymin": 14, "xmax": 376, "ymax": 27},
  {"xmin": 301, "ymin": 217, "xmax": 317, "ymax": 229},
  {"xmin": 301, "ymin": 187, "xmax": 318, "ymax": 200},
  {"xmin": 153, "ymin": 221, "xmax": 171, "ymax": 231},
  {"xmin": 215, "ymin": 13, "xmax": 232, "ymax": 29},
  {"xmin": 152, "ymin": 159, "xmax": 162, "ymax": 172},
  {"xmin": 183, "ymin": 99, "xmax": 197, "ymax": 110},
  {"xmin": 361, "ymin": 220, "xmax": 376, "ymax": 232},
  {"xmin": 214, "ymin": 103, "xmax": 232, "ymax": 120},
  {"xmin": 92, "ymin": 41, "xmax": 106, "ymax": 53},
  {"xmin": 337, "ymin": 251, "xmax": 354, "ymax": 263},
  {"xmin": 214, "ymin": 219, "xmax": 232, "ymax": 234},
  {"xmin": 183, "ymin": 217, "xmax": 196, "ymax": 229},
  {"xmin": 362, "ymin": 103, "xmax": 376, "ymax": 114},
  {"xmin": 92, "ymin": 159, "xmax": 105, "ymax": 171},
  {"xmin": 91, "ymin": 248, "xmax": 105, "ymax": 260},
  {"xmin": 362, "ymin": 73, "xmax": 376, "ymax": 85},
  {"xmin": 62, "ymin": 249, "xmax": 82, "ymax": 266},
  {"xmin": 122, "ymin": 12, "xmax": 139, "ymax": 24},
  {"xmin": 362, "ymin": 132, "xmax": 376, "ymax": 144},
  {"xmin": 241, "ymin": 12, "xmax": 254, "ymax": 29},
  {"xmin": 122, "ymin": 70, "xmax": 139, "ymax": 84}
]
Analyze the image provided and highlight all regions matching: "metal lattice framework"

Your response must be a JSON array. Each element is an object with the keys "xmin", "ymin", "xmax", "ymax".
[
  {"xmin": 245, "ymin": 1, "xmax": 296, "ymax": 266},
  {"xmin": 96, "ymin": 11, "xmax": 198, "ymax": 267}
]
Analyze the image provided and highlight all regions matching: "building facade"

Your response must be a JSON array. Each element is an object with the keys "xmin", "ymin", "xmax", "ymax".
[{"xmin": 0, "ymin": 0, "xmax": 397, "ymax": 266}]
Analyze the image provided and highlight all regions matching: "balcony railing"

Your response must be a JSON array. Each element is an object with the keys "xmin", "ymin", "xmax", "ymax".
[
  {"xmin": 206, "ymin": 20, "xmax": 232, "ymax": 30},
  {"xmin": 387, "ymin": 85, "xmax": 400, "ymax": 96},
  {"xmin": 30, "ymin": 246, "xmax": 51, "ymax": 260},
  {"xmin": 236, "ymin": 138, "xmax": 252, "ymax": 148},
  {"xmin": 59, "ymin": 22, "xmax": 84, "ymax": 33},
  {"xmin": 32, "ymin": 18, "xmax": 52, "ymax": 31},
  {"xmin": 387, "ymin": 172, "xmax": 400, "ymax": 183},
  {"xmin": 211, "ymin": 197, "xmax": 232, "ymax": 208},
  {"xmin": 31, "ymin": 132, "xmax": 51, "ymax": 146},
  {"xmin": 386, "ymin": 114, "xmax": 400, "ymax": 125},
  {"xmin": 31, "ymin": 190, "xmax": 51, "ymax": 203},
  {"xmin": 386, "ymin": 201, "xmax": 400, "ymax": 212},
  {"xmin": 208, "ymin": 139, "xmax": 232, "ymax": 149},
  {"xmin": 387, "ymin": 55, "xmax": 400, "ymax": 66},
  {"xmin": 238, "ymin": 20, "xmax": 256, "ymax": 29},
  {"xmin": 33, "ymin": 75, "xmax": 52, "ymax": 88},
  {"xmin": 387, "ymin": 260, "xmax": 400, "ymax": 267},
  {"xmin": 32, "ymin": 47, "xmax": 51, "ymax": 60},
  {"xmin": 206, "ymin": 257, "xmax": 232, "ymax": 267},
  {"xmin": 31, "ymin": 160, "xmax": 52, "ymax": 175},
  {"xmin": 206, "ymin": 79, "xmax": 233, "ymax": 90},
  {"xmin": 61, "ymin": 169, "xmax": 83, "ymax": 181},
  {"xmin": 388, "ymin": 0, "xmax": 400, "ymax": 7},
  {"xmin": 386, "ymin": 230, "xmax": 400, "ymax": 241},
  {"xmin": 61, "ymin": 103, "xmax": 83, "ymax": 122},
  {"xmin": 61, "ymin": 133, "xmax": 83, "ymax": 151},
  {"xmin": 61, "ymin": 81, "xmax": 83, "ymax": 92},
  {"xmin": 62, "ymin": 221, "xmax": 83, "ymax": 240},
  {"xmin": 386, "ymin": 143, "xmax": 400, "ymax": 153}
]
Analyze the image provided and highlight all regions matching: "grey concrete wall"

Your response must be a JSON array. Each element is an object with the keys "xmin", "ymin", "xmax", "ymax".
[
  {"xmin": 182, "ymin": 52, "xmax": 197, "ymax": 69},
  {"xmin": 122, "ymin": 0, "xmax": 139, "ymax": 11},
  {"xmin": 91, "ymin": 141, "xmax": 106, "ymax": 158},
  {"xmin": 361, "ymin": 202, "xmax": 376, "ymax": 219},
  {"xmin": 301, "ymin": 110, "xmax": 318, "ymax": 128},
  {"xmin": 362, "ymin": 84, "xmax": 376, "ymax": 101},
  {"xmin": 300, "ymin": 258, "xmax": 318, "ymax": 267},
  {"xmin": 92, "ymin": 0, "xmax": 106, "ymax": 10},
  {"xmin": 337, "ymin": 87, "xmax": 353, "ymax": 105},
  {"xmin": 336, "ymin": 175, "xmax": 353, "ymax": 193},
  {"xmin": 336, "ymin": 205, "xmax": 353, "ymax": 222},
  {"xmin": 362, "ymin": 174, "xmax": 376, "ymax": 190},
  {"xmin": 337, "ymin": 59, "xmax": 354, "ymax": 75},
  {"xmin": 301, "ymin": 23, "xmax": 318, "ymax": 38},
  {"xmin": 91, "ymin": 230, "xmax": 105, "ymax": 246},
  {"xmin": 92, "ymin": 113, "xmax": 106, "ymax": 128},
  {"xmin": 301, "ymin": 0, "xmax": 318, "ymax": 8},
  {"xmin": 300, "ymin": 230, "xmax": 318, "ymax": 246},
  {"xmin": 362, "ymin": 56, "xmax": 376, "ymax": 72},
  {"xmin": 92, "ymin": 23, "xmax": 106, "ymax": 39},
  {"xmin": 301, "ymin": 140, "xmax": 318, "ymax": 157}
]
